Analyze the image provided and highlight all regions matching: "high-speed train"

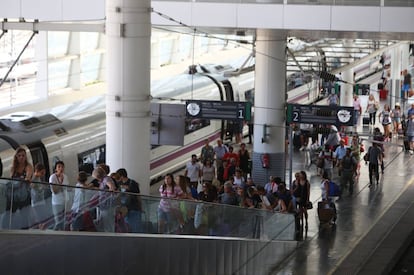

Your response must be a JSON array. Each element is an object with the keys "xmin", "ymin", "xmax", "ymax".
[{"xmin": 0, "ymin": 63, "xmax": 321, "ymax": 185}]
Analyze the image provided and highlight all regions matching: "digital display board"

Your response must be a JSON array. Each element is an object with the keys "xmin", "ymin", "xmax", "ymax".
[
  {"xmin": 286, "ymin": 104, "xmax": 354, "ymax": 126},
  {"xmin": 185, "ymin": 100, "xmax": 251, "ymax": 121}
]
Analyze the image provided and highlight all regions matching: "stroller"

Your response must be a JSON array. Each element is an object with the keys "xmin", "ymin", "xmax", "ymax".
[{"xmin": 317, "ymin": 200, "xmax": 337, "ymax": 228}]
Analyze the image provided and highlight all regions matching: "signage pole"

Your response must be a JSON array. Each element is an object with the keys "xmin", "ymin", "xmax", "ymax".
[{"xmin": 289, "ymin": 125, "xmax": 293, "ymax": 190}]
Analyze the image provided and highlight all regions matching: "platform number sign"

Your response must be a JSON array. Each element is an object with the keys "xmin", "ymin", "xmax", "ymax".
[
  {"xmin": 286, "ymin": 104, "xmax": 354, "ymax": 126},
  {"xmin": 185, "ymin": 100, "xmax": 251, "ymax": 121},
  {"xmin": 291, "ymin": 109, "xmax": 300, "ymax": 122}
]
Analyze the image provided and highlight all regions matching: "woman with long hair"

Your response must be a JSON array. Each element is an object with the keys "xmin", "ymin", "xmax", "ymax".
[
  {"xmin": 366, "ymin": 94, "xmax": 378, "ymax": 126},
  {"xmin": 391, "ymin": 103, "xmax": 402, "ymax": 136},
  {"xmin": 158, "ymin": 173, "xmax": 183, "ymax": 233},
  {"xmin": 379, "ymin": 104, "xmax": 392, "ymax": 140},
  {"xmin": 7, "ymin": 147, "xmax": 33, "ymax": 212},
  {"xmin": 7, "ymin": 147, "xmax": 33, "ymax": 228},
  {"xmin": 201, "ymin": 159, "xmax": 215, "ymax": 184}
]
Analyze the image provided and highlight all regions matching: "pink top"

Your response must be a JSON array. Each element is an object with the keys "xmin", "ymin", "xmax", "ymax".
[
  {"xmin": 159, "ymin": 185, "xmax": 183, "ymax": 212},
  {"xmin": 353, "ymin": 98, "xmax": 361, "ymax": 111}
]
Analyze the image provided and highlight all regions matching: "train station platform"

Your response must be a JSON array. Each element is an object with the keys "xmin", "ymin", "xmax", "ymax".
[
  {"xmin": 0, "ymin": 97, "xmax": 413, "ymax": 274},
  {"xmin": 271, "ymin": 119, "xmax": 414, "ymax": 274}
]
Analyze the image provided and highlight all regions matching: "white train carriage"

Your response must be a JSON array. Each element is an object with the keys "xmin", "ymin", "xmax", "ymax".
[{"xmin": 0, "ymin": 63, "xmax": 320, "ymax": 185}]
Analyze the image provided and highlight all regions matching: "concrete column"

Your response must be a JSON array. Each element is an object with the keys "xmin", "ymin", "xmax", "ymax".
[
  {"xmin": 340, "ymin": 41, "xmax": 354, "ymax": 107},
  {"xmin": 68, "ymin": 32, "xmax": 80, "ymax": 90},
  {"xmin": 390, "ymin": 46, "xmax": 402, "ymax": 105},
  {"xmin": 34, "ymin": 31, "xmax": 48, "ymax": 99},
  {"xmin": 399, "ymin": 43, "xmax": 411, "ymax": 108},
  {"xmin": 401, "ymin": 43, "xmax": 410, "ymax": 73},
  {"xmin": 97, "ymin": 33, "xmax": 106, "ymax": 82},
  {"xmin": 151, "ymin": 39, "xmax": 160, "ymax": 69},
  {"xmin": 340, "ymin": 68, "xmax": 354, "ymax": 107},
  {"xmin": 106, "ymin": 0, "xmax": 151, "ymax": 195},
  {"xmin": 251, "ymin": 29, "xmax": 286, "ymax": 184}
]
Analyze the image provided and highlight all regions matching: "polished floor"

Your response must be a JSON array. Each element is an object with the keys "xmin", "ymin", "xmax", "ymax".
[{"xmin": 272, "ymin": 128, "xmax": 414, "ymax": 274}]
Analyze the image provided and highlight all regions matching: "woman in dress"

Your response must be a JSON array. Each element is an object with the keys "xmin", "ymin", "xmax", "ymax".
[
  {"xmin": 366, "ymin": 94, "xmax": 378, "ymax": 126},
  {"xmin": 391, "ymin": 103, "xmax": 402, "ymax": 136},
  {"xmin": 297, "ymin": 171, "xmax": 311, "ymax": 230},
  {"xmin": 379, "ymin": 104, "xmax": 392, "ymax": 141}
]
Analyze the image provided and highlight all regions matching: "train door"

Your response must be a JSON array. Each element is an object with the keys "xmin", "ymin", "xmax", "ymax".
[
  {"xmin": 26, "ymin": 142, "xmax": 51, "ymax": 180},
  {"xmin": 0, "ymin": 135, "xmax": 20, "ymax": 177}
]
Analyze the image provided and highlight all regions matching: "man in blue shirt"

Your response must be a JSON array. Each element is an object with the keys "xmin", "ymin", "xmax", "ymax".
[
  {"xmin": 334, "ymin": 139, "xmax": 347, "ymax": 176},
  {"xmin": 407, "ymin": 103, "xmax": 414, "ymax": 118}
]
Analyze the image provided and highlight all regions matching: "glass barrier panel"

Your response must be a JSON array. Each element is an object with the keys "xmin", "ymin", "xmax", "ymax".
[{"xmin": 0, "ymin": 178, "xmax": 296, "ymax": 240}]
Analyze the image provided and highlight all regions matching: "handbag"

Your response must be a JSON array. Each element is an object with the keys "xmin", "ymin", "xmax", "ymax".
[
  {"xmin": 316, "ymin": 157, "xmax": 325, "ymax": 168},
  {"xmin": 306, "ymin": 201, "xmax": 313, "ymax": 209}
]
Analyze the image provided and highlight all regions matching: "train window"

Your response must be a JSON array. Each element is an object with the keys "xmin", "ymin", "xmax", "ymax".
[
  {"xmin": 77, "ymin": 145, "xmax": 105, "ymax": 174},
  {"xmin": 185, "ymin": 118, "xmax": 210, "ymax": 135}
]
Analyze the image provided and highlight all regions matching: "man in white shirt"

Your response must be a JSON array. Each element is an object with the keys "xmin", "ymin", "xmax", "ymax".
[
  {"xmin": 184, "ymin": 154, "xmax": 201, "ymax": 189},
  {"xmin": 213, "ymin": 139, "xmax": 228, "ymax": 170}
]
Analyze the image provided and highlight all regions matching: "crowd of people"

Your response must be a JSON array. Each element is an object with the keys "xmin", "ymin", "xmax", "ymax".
[
  {"xmin": 1, "ymin": 99, "xmax": 413, "ymax": 236},
  {"xmin": 0, "ymin": 147, "xmax": 143, "ymax": 234}
]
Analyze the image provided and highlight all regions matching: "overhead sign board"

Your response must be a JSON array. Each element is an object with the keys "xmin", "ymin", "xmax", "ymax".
[
  {"xmin": 286, "ymin": 104, "xmax": 354, "ymax": 126},
  {"xmin": 185, "ymin": 100, "xmax": 251, "ymax": 121}
]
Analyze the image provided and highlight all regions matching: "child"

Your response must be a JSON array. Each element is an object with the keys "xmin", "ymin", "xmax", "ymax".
[{"xmin": 30, "ymin": 163, "xmax": 47, "ymax": 228}]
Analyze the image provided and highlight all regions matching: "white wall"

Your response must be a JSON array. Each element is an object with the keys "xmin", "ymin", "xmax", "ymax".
[{"xmin": 0, "ymin": 0, "xmax": 105, "ymax": 21}]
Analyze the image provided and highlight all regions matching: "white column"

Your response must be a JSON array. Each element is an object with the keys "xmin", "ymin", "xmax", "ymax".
[
  {"xmin": 68, "ymin": 32, "xmax": 80, "ymax": 90},
  {"xmin": 340, "ymin": 68, "xmax": 354, "ymax": 107},
  {"xmin": 340, "ymin": 40, "xmax": 354, "ymax": 107},
  {"xmin": 97, "ymin": 33, "xmax": 106, "ymax": 82},
  {"xmin": 401, "ymin": 43, "xmax": 410, "ymax": 73},
  {"xmin": 252, "ymin": 29, "xmax": 286, "ymax": 183},
  {"xmin": 398, "ymin": 43, "xmax": 410, "ymax": 108},
  {"xmin": 106, "ymin": 0, "xmax": 151, "ymax": 195},
  {"xmin": 34, "ymin": 31, "xmax": 48, "ymax": 99},
  {"xmin": 390, "ymin": 46, "xmax": 402, "ymax": 105},
  {"xmin": 150, "ymin": 39, "xmax": 160, "ymax": 69}
]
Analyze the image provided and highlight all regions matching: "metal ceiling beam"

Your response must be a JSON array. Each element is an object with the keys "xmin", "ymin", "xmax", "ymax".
[{"xmin": 0, "ymin": 20, "xmax": 105, "ymax": 33}]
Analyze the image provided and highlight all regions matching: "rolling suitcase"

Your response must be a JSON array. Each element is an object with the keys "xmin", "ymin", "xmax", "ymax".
[
  {"xmin": 362, "ymin": 113, "xmax": 370, "ymax": 131},
  {"xmin": 404, "ymin": 137, "xmax": 411, "ymax": 152},
  {"xmin": 379, "ymin": 89, "xmax": 388, "ymax": 100}
]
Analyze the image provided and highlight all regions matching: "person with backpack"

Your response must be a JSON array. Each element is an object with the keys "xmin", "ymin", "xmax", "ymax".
[{"xmin": 340, "ymin": 148, "xmax": 357, "ymax": 195}]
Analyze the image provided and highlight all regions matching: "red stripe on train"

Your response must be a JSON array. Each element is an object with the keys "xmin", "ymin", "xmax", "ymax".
[{"xmin": 150, "ymin": 131, "xmax": 222, "ymax": 170}]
